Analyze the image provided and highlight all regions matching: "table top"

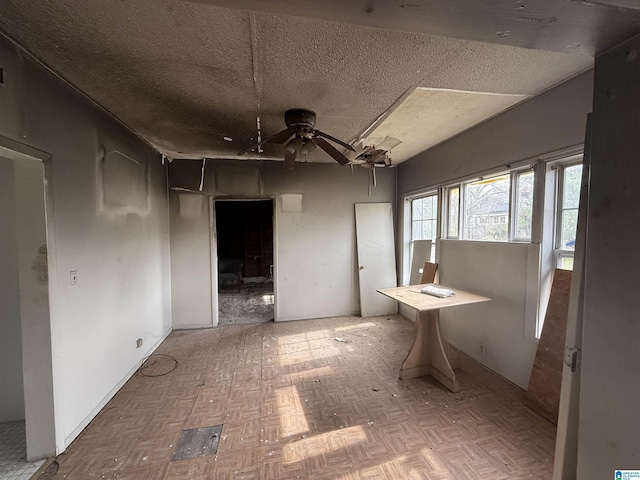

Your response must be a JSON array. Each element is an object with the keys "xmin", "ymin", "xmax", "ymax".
[{"xmin": 377, "ymin": 284, "xmax": 491, "ymax": 312}]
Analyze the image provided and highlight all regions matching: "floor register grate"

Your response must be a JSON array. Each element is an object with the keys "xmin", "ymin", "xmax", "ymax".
[{"xmin": 170, "ymin": 425, "xmax": 223, "ymax": 462}]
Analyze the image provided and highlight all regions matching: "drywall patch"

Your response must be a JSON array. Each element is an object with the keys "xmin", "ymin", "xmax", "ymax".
[
  {"xmin": 178, "ymin": 194, "xmax": 204, "ymax": 217},
  {"xmin": 100, "ymin": 148, "xmax": 148, "ymax": 213},
  {"xmin": 281, "ymin": 194, "xmax": 302, "ymax": 212}
]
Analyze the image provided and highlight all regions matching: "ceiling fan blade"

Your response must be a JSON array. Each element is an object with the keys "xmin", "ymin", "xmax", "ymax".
[
  {"xmin": 315, "ymin": 137, "xmax": 350, "ymax": 165},
  {"xmin": 314, "ymin": 130, "xmax": 355, "ymax": 152},
  {"xmin": 283, "ymin": 143, "xmax": 298, "ymax": 170},
  {"xmin": 267, "ymin": 127, "xmax": 296, "ymax": 144},
  {"xmin": 237, "ymin": 127, "xmax": 296, "ymax": 155}
]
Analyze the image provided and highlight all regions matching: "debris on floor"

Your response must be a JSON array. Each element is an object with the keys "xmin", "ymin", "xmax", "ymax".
[{"xmin": 334, "ymin": 337, "xmax": 353, "ymax": 343}]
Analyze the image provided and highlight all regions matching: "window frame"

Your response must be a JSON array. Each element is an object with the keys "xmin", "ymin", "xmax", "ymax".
[
  {"xmin": 445, "ymin": 185, "xmax": 461, "ymax": 240},
  {"xmin": 553, "ymin": 160, "xmax": 583, "ymax": 270},
  {"xmin": 511, "ymin": 169, "xmax": 535, "ymax": 242},
  {"xmin": 443, "ymin": 167, "xmax": 534, "ymax": 244},
  {"xmin": 401, "ymin": 188, "xmax": 441, "ymax": 285},
  {"xmin": 409, "ymin": 191, "xmax": 439, "ymax": 264}
]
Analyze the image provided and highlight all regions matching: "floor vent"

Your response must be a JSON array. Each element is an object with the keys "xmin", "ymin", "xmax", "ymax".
[{"xmin": 171, "ymin": 425, "xmax": 223, "ymax": 461}]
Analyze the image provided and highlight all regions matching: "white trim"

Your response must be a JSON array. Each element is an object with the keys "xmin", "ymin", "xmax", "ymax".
[
  {"xmin": 173, "ymin": 324, "xmax": 216, "ymax": 330},
  {"xmin": 403, "ymin": 187, "xmax": 438, "ymax": 201},
  {"xmin": 209, "ymin": 196, "xmax": 219, "ymax": 328},
  {"xmin": 276, "ymin": 311, "xmax": 359, "ymax": 322},
  {"xmin": 538, "ymin": 144, "xmax": 584, "ymax": 163},
  {"xmin": 0, "ymin": 137, "xmax": 59, "ymax": 459},
  {"xmin": 211, "ymin": 196, "xmax": 278, "ymax": 321}
]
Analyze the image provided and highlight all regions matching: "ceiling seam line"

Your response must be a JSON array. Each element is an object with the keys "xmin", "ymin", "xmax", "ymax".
[{"xmin": 249, "ymin": 11, "xmax": 263, "ymax": 152}]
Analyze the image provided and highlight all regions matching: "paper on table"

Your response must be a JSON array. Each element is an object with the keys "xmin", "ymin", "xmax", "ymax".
[{"xmin": 421, "ymin": 283, "xmax": 455, "ymax": 298}]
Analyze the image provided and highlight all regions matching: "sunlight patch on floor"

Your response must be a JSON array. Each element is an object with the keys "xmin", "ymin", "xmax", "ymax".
[{"xmin": 282, "ymin": 425, "xmax": 367, "ymax": 464}]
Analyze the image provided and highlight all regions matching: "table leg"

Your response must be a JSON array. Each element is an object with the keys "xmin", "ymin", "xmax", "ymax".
[
  {"xmin": 399, "ymin": 310, "xmax": 432, "ymax": 380},
  {"xmin": 399, "ymin": 309, "xmax": 459, "ymax": 392}
]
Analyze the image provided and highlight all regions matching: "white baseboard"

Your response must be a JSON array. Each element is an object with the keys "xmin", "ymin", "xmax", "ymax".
[
  {"xmin": 62, "ymin": 327, "xmax": 172, "ymax": 450},
  {"xmin": 172, "ymin": 323, "xmax": 215, "ymax": 330},
  {"xmin": 276, "ymin": 310, "xmax": 360, "ymax": 322}
]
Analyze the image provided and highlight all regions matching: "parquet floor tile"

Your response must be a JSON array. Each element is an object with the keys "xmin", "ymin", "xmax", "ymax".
[{"xmin": 48, "ymin": 314, "xmax": 556, "ymax": 479}]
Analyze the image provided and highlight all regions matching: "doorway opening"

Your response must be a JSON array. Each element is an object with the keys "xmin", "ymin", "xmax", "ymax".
[
  {"xmin": 215, "ymin": 199, "xmax": 274, "ymax": 325},
  {"xmin": 0, "ymin": 154, "xmax": 51, "ymax": 477}
]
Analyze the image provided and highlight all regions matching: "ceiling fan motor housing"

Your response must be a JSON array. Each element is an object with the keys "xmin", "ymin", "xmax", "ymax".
[{"xmin": 285, "ymin": 109, "xmax": 316, "ymax": 131}]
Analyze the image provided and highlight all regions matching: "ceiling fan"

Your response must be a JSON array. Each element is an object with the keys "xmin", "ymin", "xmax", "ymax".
[{"xmin": 238, "ymin": 109, "xmax": 355, "ymax": 169}]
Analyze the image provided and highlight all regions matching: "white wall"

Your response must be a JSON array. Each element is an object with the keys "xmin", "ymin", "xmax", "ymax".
[
  {"xmin": 396, "ymin": 71, "xmax": 593, "ymax": 387},
  {"xmin": 169, "ymin": 159, "xmax": 396, "ymax": 325},
  {"xmin": 0, "ymin": 35, "xmax": 171, "ymax": 453},
  {"xmin": 170, "ymin": 193, "xmax": 214, "ymax": 329},
  {"xmin": 439, "ymin": 240, "xmax": 538, "ymax": 388},
  {"xmin": 0, "ymin": 158, "xmax": 25, "ymax": 423}
]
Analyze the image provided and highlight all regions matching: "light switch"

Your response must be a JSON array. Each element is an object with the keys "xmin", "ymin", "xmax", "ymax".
[{"xmin": 70, "ymin": 270, "xmax": 78, "ymax": 287}]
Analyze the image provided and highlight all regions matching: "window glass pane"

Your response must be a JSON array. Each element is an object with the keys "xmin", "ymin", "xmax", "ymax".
[
  {"xmin": 559, "ymin": 164, "xmax": 582, "ymax": 249},
  {"xmin": 563, "ymin": 165, "xmax": 582, "ymax": 209},
  {"xmin": 423, "ymin": 196, "xmax": 434, "ymax": 219},
  {"xmin": 447, "ymin": 187, "xmax": 459, "ymax": 238},
  {"xmin": 412, "ymin": 220, "xmax": 421, "ymax": 240},
  {"xmin": 561, "ymin": 209, "xmax": 579, "ymax": 249},
  {"xmin": 412, "ymin": 197, "xmax": 423, "ymax": 221},
  {"xmin": 464, "ymin": 174, "xmax": 510, "ymax": 241},
  {"xmin": 422, "ymin": 220, "xmax": 433, "ymax": 240},
  {"xmin": 515, "ymin": 171, "xmax": 534, "ymax": 239},
  {"xmin": 411, "ymin": 194, "xmax": 437, "ymax": 242}
]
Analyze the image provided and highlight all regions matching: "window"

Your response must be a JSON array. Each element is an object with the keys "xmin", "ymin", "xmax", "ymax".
[
  {"xmin": 464, "ymin": 174, "xmax": 510, "ymax": 241},
  {"xmin": 411, "ymin": 193, "xmax": 438, "ymax": 262},
  {"xmin": 445, "ymin": 169, "xmax": 533, "ymax": 243},
  {"xmin": 555, "ymin": 163, "xmax": 583, "ymax": 270}
]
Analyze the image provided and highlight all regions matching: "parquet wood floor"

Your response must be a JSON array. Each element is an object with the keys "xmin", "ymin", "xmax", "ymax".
[{"xmin": 50, "ymin": 315, "xmax": 555, "ymax": 479}]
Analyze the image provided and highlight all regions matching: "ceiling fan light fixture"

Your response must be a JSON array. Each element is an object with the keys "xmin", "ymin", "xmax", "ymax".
[
  {"xmin": 299, "ymin": 138, "xmax": 317, "ymax": 155},
  {"xmin": 238, "ymin": 108, "xmax": 353, "ymax": 167},
  {"xmin": 287, "ymin": 136, "xmax": 304, "ymax": 152}
]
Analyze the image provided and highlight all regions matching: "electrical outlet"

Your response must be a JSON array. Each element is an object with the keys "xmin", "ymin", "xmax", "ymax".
[
  {"xmin": 478, "ymin": 342, "xmax": 487, "ymax": 357},
  {"xmin": 136, "ymin": 338, "xmax": 143, "ymax": 348},
  {"xmin": 70, "ymin": 270, "xmax": 78, "ymax": 287}
]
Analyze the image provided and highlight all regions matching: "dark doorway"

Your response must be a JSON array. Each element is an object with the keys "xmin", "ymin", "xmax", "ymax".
[{"xmin": 215, "ymin": 199, "xmax": 274, "ymax": 325}]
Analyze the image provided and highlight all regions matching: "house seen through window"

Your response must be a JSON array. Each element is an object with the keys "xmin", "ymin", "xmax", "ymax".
[{"xmin": 446, "ymin": 169, "xmax": 533, "ymax": 242}]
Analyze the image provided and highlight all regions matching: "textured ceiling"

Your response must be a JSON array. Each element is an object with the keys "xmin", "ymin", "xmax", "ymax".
[
  {"xmin": 0, "ymin": 0, "xmax": 625, "ymax": 164},
  {"xmin": 360, "ymin": 88, "xmax": 529, "ymax": 164}
]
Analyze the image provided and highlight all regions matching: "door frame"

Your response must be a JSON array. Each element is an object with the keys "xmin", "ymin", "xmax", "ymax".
[
  {"xmin": 209, "ymin": 196, "xmax": 278, "ymax": 324},
  {"xmin": 0, "ymin": 135, "xmax": 58, "ymax": 459}
]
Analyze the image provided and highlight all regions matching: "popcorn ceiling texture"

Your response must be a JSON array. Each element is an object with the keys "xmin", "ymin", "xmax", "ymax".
[{"xmin": 0, "ymin": 0, "xmax": 603, "ymax": 163}]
